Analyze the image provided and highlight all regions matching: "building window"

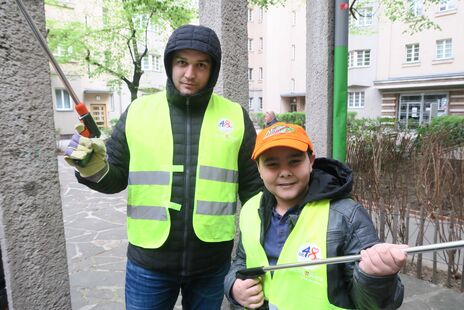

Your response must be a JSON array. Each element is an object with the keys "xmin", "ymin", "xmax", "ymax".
[
  {"xmin": 436, "ymin": 39, "xmax": 452, "ymax": 59},
  {"xmin": 353, "ymin": 7, "xmax": 373, "ymax": 26},
  {"xmin": 259, "ymin": 8, "xmax": 264, "ymax": 23},
  {"xmin": 259, "ymin": 37, "xmax": 263, "ymax": 50},
  {"xmin": 248, "ymin": 38, "xmax": 253, "ymax": 51},
  {"xmin": 398, "ymin": 94, "xmax": 448, "ymax": 128},
  {"xmin": 439, "ymin": 0, "xmax": 455, "ymax": 11},
  {"xmin": 408, "ymin": 0, "xmax": 423, "ymax": 16},
  {"xmin": 291, "ymin": 44, "xmax": 296, "ymax": 60},
  {"xmin": 348, "ymin": 91, "xmax": 365, "ymax": 108},
  {"xmin": 142, "ymin": 56, "xmax": 150, "ymax": 70},
  {"xmin": 55, "ymin": 89, "xmax": 72, "ymax": 111},
  {"xmin": 248, "ymin": 68, "xmax": 253, "ymax": 80},
  {"xmin": 153, "ymin": 55, "xmax": 161, "ymax": 72},
  {"xmin": 290, "ymin": 98, "xmax": 297, "ymax": 112},
  {"xmin": 133, "ymin": 14, "xmax": 154, "ymax": 31},
  {"xmin": 291, "ymin": 78, "xmax": 295, "ymax": 92},
  {"xmin": 248, "ymin": 97, "xmax": 253, "ymax": 110},
  {"xmin": 142, "ymin": 55, "xmax": 162, "ymax": 71},
  {"xmin": 248, "ymin": 8, "xmax": 253, "ymax": 22},
  {"xmin": 54, "ymin": 45, "xmax": 73, "ymax": 57},
  {"xmin": 348, "ymin": 50, "xmax": 370, "ymax": 67},
  {"xmin": 349, "ymin": 50, "xmax": 371, "ymax": 67},
  {"xmin": 109, "ymin": 94, "xmax": 115, "ymax": 112},
  {"xmin": 406, "ymin": 43, "xmax": 420, "ymax": 62},
  {"xmin": 259, "ymin": 97, "xmax": 263, "ymax": 110},
  {"xmin": 259, "ymin": 67, "xmax": 263, "ymax": 80},
  {"xmin": 292, "ymin": 11, "xmax": 296, "ymax": 26}
]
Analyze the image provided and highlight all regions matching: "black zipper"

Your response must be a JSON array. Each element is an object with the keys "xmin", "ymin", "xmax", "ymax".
[{"xmin": 181, "ymin": 97, "xmax": 191, "ymax": 276}]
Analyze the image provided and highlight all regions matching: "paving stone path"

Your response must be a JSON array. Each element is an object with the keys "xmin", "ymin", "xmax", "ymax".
[{"xmin": 58, "ymin": 156, "xmax": 464, "ymax": 309}]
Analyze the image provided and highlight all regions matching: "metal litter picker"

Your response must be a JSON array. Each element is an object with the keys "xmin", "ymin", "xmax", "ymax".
[
  {"xmin": 236, "ymin": 240, "xmax": 464, "ymax": 279},
  {"xmin": 14, "ymin": 0, "xmax": 100, "ymax": 141}
]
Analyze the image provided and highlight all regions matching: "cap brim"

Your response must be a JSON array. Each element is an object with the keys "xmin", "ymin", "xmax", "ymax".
[{"xmin": 252, "ymin": 138, "xmax": 309, "ymax": 160}]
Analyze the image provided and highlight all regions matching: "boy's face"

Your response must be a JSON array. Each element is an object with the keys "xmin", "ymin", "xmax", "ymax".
[{"xmin": 257, "ymin": 146, "xmax": 314, "ymax": 208}]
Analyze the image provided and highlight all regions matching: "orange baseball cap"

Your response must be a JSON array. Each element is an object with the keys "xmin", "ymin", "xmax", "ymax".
[{"xmin": 252, "ymin": 122, "xmax": 314, "ymax": 160}]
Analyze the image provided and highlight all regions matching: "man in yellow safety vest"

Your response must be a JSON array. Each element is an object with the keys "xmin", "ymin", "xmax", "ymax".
[{"xmin": 65, "ymin": 24, "xmax": 262, "ymax": 309}]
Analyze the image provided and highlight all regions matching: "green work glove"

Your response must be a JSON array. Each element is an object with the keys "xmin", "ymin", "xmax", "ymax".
[{"xmin": 64, "ymin": 123, "xmax": 108, "ymax": 181}]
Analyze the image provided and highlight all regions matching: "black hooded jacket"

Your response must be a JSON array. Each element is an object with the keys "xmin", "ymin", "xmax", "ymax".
[
  {"xmin": 77, "ymin": 25, "xmax": 263, "ymax": 277},
  {"xmin": 224, "ymin": 158, "xmax": 404, "ymax": 309}
]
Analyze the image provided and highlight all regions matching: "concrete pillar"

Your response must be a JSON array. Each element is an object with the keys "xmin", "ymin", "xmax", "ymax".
[
  {"xmin": 0, "ymin": 1, "xmax": 72, "ymax": 309},
  {"xmin": 306, "ymin": 0, "xmax": 335, "ymax": 157},
  {"xmin": 199, "ymin": 0, "xmax": 249, "ymax": 109}
]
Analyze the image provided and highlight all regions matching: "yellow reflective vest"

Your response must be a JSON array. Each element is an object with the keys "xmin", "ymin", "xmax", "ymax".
[
  {"xmin": 240, "ymin": 193, "xmax": 346, "ymax": 309},
  {"xmin": 125, "ymin": 91, "xmax": 244, "ymax": 248}
]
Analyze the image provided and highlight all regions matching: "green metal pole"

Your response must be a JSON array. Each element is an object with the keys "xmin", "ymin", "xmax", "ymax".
[{"xmin": 333, "ymin": 0, "xmax": 349, "ymax": 162}]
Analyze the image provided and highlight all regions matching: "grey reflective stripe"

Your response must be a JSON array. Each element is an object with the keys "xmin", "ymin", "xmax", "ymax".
[
  {"xmin": 127, "ymin": 205, "xmax": 167, "ymax": 220},
  {"xmin": 196, "ymin": 200, "xmax": 236, "ymax": 215},
  {"xmin": 199, "ymin": 166, "xmax": 238, "ymax": 183},
  {"xmin": 128, "ymin": 171, "xmax": 170, "ymax": 185}
]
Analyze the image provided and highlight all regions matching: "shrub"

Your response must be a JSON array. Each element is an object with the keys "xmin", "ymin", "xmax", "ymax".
[
  {"xmin": 250, "ymin": 112, "xmax": 305, "ymax": 128},
  {"xmin": 101, "ymin": 118, "xmax": 119, "ymax": 138},
  {"xmin": 250, "ymin": 112, "xmax": 265, "ymax": 128},
  {"xmin": 276, "ymin": 112, "xmax": 305, "ymax": 128},
  {"xmin": 416, "ymin": 115, "xmax": 464, "ymax": 147}
]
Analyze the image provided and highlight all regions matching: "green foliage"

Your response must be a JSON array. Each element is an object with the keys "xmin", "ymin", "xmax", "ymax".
[
  {"xmin": 101, "ymin": 118, "xmax": 120, "ymax": 138},
  {"xmin": 250, "ymin": 112, "xmax": 265, "ymax": 129},
  {"xmin": 251, "ymin": 0, "xmax": 441, "ymax": 34},
  {"xmin": 417, "ymin": 116, "xmax": 464, "ymax": 147},
  {"xmin": 249, "ymin": 0, "xmax": 286, "ymax": 9},
  {"xmin": 381, "ymin": 0, "xmax": 441, "ymax": 34},
  {"xmin": 347, "ymin": 0, "xmax": 442, "ymax": 35},
  {"xmin": 347, "ymin": 113, "xmax": 398, "ymax": 137},
  {"xmin": 276, "ymin": 112, "xmax": 305, "ymax": 128},
  {"xmin": 139, "ymin": 87, "xmax": 163, "ymax": 95},
  {"xmin": 250, "ymin": 112, "xmax": 305, "ymax": 129},
  {"xmin": 46, "ymin": 0, "xmax": 196, "ymax": 100}
]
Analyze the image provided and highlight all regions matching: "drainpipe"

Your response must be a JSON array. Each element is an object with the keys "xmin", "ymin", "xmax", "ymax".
[{"xmin": 332, "ymin": 0, "xmax": 349, "ymax": 162}]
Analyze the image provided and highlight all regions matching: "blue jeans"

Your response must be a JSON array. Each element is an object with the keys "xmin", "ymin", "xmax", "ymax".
[{"xmin": 125, "ymin": 259, "xmax": 230, "ymax": 310}]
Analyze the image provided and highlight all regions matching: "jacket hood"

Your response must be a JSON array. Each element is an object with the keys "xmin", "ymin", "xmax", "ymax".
[
  {"xmin": 164, "ymin": 24, "xmax": 221, "ymax": 106},
  {"xmin": 305, "ymin": 157, "xmax": 353, "ymax": 203},
  {"xmin": 261, "ymin": 157, "xmax": 353, "ymax": 209}
]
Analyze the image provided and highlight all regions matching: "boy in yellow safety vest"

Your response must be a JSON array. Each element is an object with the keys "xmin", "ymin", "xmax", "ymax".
[{"xmin": 224, "ymin": 122, "xmax": 407, "ymax": 309}]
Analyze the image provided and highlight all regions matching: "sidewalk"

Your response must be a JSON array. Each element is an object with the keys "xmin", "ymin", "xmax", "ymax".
[{"xmin": 57, "ymin": 156, "xmax": 464, "ymax": 309}]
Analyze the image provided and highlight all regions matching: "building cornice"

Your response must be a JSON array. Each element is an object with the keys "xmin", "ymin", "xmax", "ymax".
[{"xmin": 374, "ymin": 72, "xmax": 464, "ymax": 90}]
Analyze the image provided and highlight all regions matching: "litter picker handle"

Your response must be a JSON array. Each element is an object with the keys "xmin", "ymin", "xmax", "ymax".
[
  {"xmin": 75, "ymin": 103, "xmax": 101, "ymax": 139},
  {"xmin": 15, "ymin": 0, "xmax": 101, "ymax": 139},
  {"xmin": 236, "ymin": 240, "xmax": 464, "ymax": 278},
  {"xmin": 236, "ymin": 266, "xmax": 266, "ymax": 280}
]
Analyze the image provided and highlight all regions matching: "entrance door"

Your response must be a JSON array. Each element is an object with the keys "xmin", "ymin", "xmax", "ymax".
[
  {"xmin": 398, "ymin": 94, "xmax": 448, "ymax": 129},
  {"xmin": 399, "ymin": 95, "xmax": 421, "ymax": 129},
  {"xmin": 90, "ymin": 104, "xmax": 107, "ymax": 129}
]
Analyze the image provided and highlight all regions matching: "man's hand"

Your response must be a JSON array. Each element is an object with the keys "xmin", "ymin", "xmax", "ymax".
[
  {"xmin": 231, "ymin": 278, "xmax": 264, "ymax": 309},
  {"xmin": 359, "ymin": 243, "xmax": 408, "ymax": 276},
  {"xmin": 64, "ymin": 123, "xmax": 108, "ymax": 180}
]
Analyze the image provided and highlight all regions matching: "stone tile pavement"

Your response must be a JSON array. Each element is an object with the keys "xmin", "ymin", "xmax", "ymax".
[{"xmin": 57, "ymin": 156, "xmax": 464, "ymax": 309}]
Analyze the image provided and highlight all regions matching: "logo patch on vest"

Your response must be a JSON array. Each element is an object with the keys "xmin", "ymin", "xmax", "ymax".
[
  {"xmin": 218, "ymin": 119, "xmax": 233, "ymax": 134},
  {"xmin": 297, "ymin": 243, "xmax": 324, "ymax": 285},
  {"xmin": 297, "ymin": 243, "xmax": 321, "ymax": 269}
]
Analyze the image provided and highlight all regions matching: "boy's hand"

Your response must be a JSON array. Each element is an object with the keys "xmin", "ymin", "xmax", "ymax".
[
  {"xmin": 359, "ymin": 243, "xmax": 408, "ymax": 276},
  {"xmin": 231, "ymin": 278, "xmax": 264, "ymax": 309}
]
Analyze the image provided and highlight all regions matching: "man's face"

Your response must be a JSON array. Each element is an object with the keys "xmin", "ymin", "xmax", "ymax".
[
  {"xmin": 257, "ymin": 146, "xmax": 314, "ymax": 208},
  {"xmin": 171, "ymin": 49, "xmax": 212, "ymax": 96},
  {"xmin": 264, "ymin": 112, "xmax": 272, "ymax": 122}
]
